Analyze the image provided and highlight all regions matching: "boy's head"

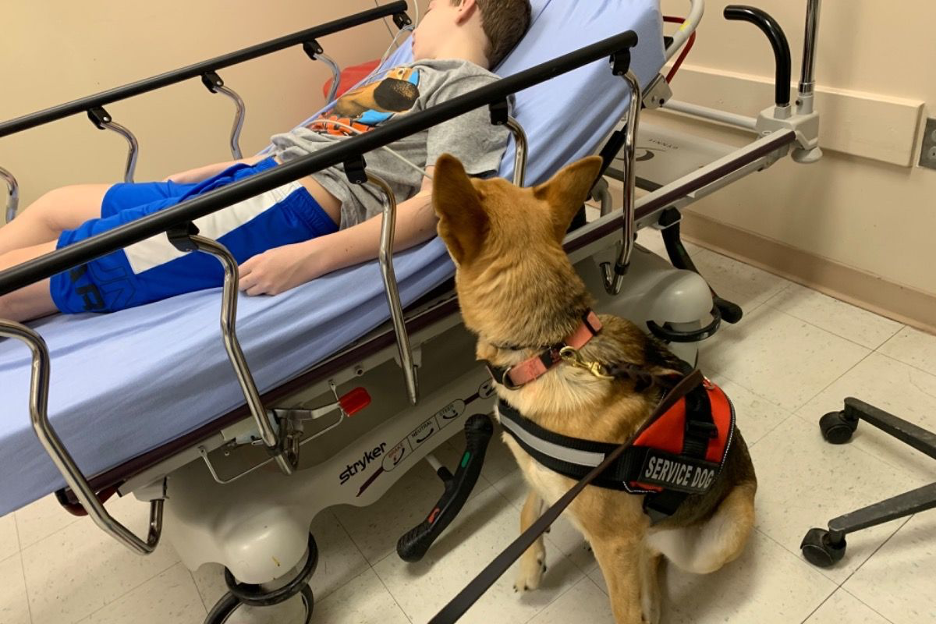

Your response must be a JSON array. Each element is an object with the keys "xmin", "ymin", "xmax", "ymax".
[{"xmin": 413, "ymin": 0, "xmax": 532, "ymax": 70}]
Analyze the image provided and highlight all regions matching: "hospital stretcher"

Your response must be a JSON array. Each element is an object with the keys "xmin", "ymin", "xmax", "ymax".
[{"xmin": 0, "ymin": 1, "xmax": 824, "ymax": 621}]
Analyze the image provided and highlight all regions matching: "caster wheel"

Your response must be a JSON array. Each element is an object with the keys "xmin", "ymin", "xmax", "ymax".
[
  {"xmin": 205, "ymin": 585, "xmax": 314, "ymax": 624},
  {"xmin": 819, "ymin": 411, "xmax": 858, "ymax": 444},
  {"xmin": 800, "ymin": 528, "xmax": 846, "ymax": 568}
]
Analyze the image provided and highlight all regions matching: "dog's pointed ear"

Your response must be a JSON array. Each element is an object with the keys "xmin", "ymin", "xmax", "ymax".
[
  {"xmin": 432, "ymin": 154, "xmax": 488, "ymax": 265},
  {"xmin": 534, "ymin": 156, "xmax": 604, "ymax": 241}
]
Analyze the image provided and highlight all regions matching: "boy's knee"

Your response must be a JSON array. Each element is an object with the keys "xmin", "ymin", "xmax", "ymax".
[{"xmin": 36, "ymin": 186, "xmax": 75, "ymax": 208}]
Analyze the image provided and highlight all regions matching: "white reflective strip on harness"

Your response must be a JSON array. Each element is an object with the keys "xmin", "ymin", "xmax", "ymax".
[{"xmin": 499, "ymin": 408, "xmax": 606, "ymax": 467}]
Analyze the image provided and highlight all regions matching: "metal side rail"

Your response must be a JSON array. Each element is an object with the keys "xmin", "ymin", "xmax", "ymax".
[
  {"xmin": 166, "ymin": 228, "xmax": 298, "ymax": 475},
  {"xmin": 0, "ymin": 30, "xmax": 641, "ymax": 298},
  {"xmin": 1, "ymin": 166, "xmax": 18, "ymax": 223},
  {"xmin": 0, "ymin": 1, "xmax": 409, "ymax": 139},
  {"xmin": 0, "ymin": 321, "xmax": 165, "ymax": 555}
]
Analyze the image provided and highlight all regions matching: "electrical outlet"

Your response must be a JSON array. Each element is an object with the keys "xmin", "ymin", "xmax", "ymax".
[{"xmin": 920, "ymin": 118, "xmax": 936, "ymax": 170}]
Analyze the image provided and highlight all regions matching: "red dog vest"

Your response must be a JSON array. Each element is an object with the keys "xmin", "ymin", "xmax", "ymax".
[{"xmin": 498, "ymin": 379, "xmax": 735, "ymax": 521}]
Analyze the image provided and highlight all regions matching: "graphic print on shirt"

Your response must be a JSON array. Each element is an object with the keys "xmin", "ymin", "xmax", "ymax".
[{"xmin": 308, "ymin": 67, "xmax": 421, "ymax": 136}]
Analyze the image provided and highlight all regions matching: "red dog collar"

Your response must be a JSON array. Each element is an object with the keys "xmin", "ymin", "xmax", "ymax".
[{"xmin": 485, "ymin": 310, "xmax": 603, "ymax": 390}]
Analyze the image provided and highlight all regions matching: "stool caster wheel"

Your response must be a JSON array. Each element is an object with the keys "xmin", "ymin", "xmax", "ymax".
[
  {"xmin": 819, "ymin": 411, "xmax": 858, "ymax": 444},
  {"xmin": 800, "ymin": 528, "xmax": 846, "ymax": 568},
  {"xmin": 205, "ymin": 584, "xmax": 314, "ymax": 624}
]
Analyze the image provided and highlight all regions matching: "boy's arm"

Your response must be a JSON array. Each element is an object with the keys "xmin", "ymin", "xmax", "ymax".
[
  {"xmin": 164, "ymin": 154, "xmax": 268, "ymax": 184},
  {"xmin": 238, "ymin": 167, "xmax": 439, "ymax": 296}
]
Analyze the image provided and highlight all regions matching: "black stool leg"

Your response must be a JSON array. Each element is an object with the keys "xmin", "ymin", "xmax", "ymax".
[
  {"xmin": 801, "ymin": 483, "xmax": 936, "ymax": 568},
  {"xmin": 843, "ymin": 398, "xmax": 936, "ymax": 458},
  {"xmin": 803, "ymin": 398, "xmax": 936, "ymax": 568}
]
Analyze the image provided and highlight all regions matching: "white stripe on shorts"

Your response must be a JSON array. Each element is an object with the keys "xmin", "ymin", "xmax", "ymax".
[{"xmin": 123, "ymin": 181, "xmax": 304, "ymax": 275}]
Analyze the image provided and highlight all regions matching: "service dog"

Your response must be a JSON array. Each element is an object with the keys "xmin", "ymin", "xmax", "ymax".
[{"xmin": 431, "ymin": 153, "xmax": 757, "ymax": 624}]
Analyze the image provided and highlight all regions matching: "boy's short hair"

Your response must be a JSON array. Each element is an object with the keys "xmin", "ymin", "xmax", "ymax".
[{"xmin": 453, "ymin": 0, "xmax": 533, "ymax": 69}]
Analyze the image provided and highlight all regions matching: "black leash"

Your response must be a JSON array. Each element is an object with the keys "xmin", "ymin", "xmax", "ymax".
[{"xmin": 429, "ymin": 369, "xmax": 705, "ymax": 624}]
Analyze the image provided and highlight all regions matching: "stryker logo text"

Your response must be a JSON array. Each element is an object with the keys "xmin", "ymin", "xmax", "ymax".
[{"xmin": 339, "ymin": 443, "xmax": 388, "ymax": 484}]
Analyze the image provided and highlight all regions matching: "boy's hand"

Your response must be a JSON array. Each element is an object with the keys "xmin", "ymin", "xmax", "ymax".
[{"xmin": 238, "ymin": 240, "xmax": 328, "ymax": 296}]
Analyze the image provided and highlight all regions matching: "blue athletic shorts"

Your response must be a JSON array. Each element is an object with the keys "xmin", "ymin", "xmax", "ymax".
[{"xmin": 50, "ymin": 157, "xmax": 339, "ymax": 314}]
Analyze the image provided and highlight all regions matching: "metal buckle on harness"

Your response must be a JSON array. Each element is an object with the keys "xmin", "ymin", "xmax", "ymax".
[
  {"xmin": 559, "ymin": 346, "xmax": 614, "ymax": 380},
  {"xmin": 499, "ymin": 365, "xmax": 524, "ymax": 391}
]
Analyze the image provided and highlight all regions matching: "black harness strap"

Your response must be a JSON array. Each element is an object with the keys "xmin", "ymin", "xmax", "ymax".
[
  {"xmin": 644, "ymin": 382, "xmax": 719, "ymax": 521},
  {"xmin": 498, "ymin": 400, "xmax": 639, "ymax": 491}
]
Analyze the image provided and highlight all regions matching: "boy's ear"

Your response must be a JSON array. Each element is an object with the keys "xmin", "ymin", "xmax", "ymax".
[
  {"xmin": 533, "ymin": 156, "xmax": 604, "ymax": 241},
  {"xmin": 454, "ymin": 0, "xmax": 479, "ymax": 24},
  {"xmin": 432, "ymin": 153, "xmax": 488, "ymax": 265}
]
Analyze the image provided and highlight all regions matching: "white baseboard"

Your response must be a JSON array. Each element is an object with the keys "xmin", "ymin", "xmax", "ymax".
[{"xmin": 679, "ymin": 211, "xmax": 936, "ymax": 334}]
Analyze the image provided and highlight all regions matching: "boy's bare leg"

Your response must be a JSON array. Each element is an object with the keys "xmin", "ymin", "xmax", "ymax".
[
  {"xmin": 0, "ymin": 242, "xmax": 58, "ymax": 322},
  {"xmin": 0, "ymin": 156, "xmax": 268, "ymax": 257},
  {"xmin": 0, "ymin": 185, "xmax": 111, "ymax": 255}
]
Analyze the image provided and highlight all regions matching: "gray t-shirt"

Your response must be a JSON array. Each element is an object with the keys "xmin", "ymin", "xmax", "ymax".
[{"xmin": 271, "ymin": 59, "xmax": 509, "ymax": 229}]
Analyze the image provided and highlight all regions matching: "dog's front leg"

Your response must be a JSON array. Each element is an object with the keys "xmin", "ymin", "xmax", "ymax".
[
  {"xmin": 592, "ymin": 537, "xmax": 645, "ymax": 624},
  {"xmin": 514, "ymin": 489, "xmax": 547, "ymax": 592},
  {"xmin": 639, "ymin": 544, "xmax": 663, "ymax": 624}
]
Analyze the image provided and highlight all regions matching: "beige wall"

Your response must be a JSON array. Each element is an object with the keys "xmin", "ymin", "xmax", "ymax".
[
  {"xmin": 0, "ymin": 0, "xmax": 426, "ymax": 210},
  {"xmin": 655, "ymin": 0, "xmax": 936, "ymax": 298}
]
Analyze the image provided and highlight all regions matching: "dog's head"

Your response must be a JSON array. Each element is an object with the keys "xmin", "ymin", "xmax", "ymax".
[{"xmin": 432, "ymin": 153, "xmax": 603, "ymax": 342}]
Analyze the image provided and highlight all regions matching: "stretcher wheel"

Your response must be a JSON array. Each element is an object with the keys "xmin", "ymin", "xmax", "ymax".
[
  {"xmin": 204, "ymin": 585, "xmax": 314, "ymax": 624},
  {"xmin": 819, "ymin": 411, "xmax": 858, "ymax": 445},
  {"xmin": 800, "ymin": 528, "xmax": 846, "ymax": 568}
]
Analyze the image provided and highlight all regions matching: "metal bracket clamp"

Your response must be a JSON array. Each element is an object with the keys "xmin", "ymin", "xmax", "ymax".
[
  {"xmin": 343, "ymin": 157, "xmax": 419, "ymax": 405},
  {"xmin": 0, "ymin": 319, "xmax": 163, "ymax": 555},
  {"xmin": 166, "ymin": 223, "xmax": 297, "ymax": 475},
  {"xmin": 302, "ymin": 40, "xmax": 342, "ymax": 104},
  {"xmin": 393, "ymin": 12, "xmax": 413, "ymax": 30},
  {"xmin": 1, "ymin": 166, "xmax": 19, "ymax": 223},
  {"xmin": 643, "ymin": 73, "xmax": 673, "ymax": 110},
  {"xmin": 86, "ymin": 106, "xmax": 139, "ymax": 183},
  {"xmin": 600, "ymin": 69, "xmax": 642, "ymax": 295},
  {"xmin": 201, "ymin": 71, "xmax": 247, "ymax": 159},
  {"xmin": 489, "ymin": 100, "xmax": 528, "ymax": 188}
]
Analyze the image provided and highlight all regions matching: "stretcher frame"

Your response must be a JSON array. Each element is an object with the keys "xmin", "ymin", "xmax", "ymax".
[{"xmin": 0, "ymin": 0, "xmax": 824, "ymax": 620}]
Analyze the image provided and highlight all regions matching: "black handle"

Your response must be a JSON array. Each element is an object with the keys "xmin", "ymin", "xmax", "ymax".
[
  {"xmin": 712, "ymin": 295, "xmax": 743, "ymax": 325},
  {"xmin": 397, "ymin": 414, "xmax": 494, "ymax": 562},
  {"xmin": 657, "ymin": 210, "xmax": 744, "ymax": 326},
  {"xmin": 724, "ymin": 5, "xmax": 792, "ymax": 107}
]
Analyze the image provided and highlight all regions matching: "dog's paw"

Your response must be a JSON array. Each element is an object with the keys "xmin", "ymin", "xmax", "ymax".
[{"xmin": 514, "ymin": 553, "xmax": 548, "ymax": 593}]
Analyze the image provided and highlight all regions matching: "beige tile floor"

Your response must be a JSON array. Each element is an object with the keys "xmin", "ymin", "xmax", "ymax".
[{"xmin": 2, "ymin": 229, "xmax": 934, "ymax": 624}]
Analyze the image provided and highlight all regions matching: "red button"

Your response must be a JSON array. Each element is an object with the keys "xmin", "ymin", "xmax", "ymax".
[{"xmin": 339, "ymin": 387, "xmax": 371, "ymax": 416}]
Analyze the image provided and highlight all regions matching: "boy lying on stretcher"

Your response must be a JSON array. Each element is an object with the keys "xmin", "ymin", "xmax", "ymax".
[{"xmin": 0, "ymin": 0, "xmax": 531, "ymax": 323}]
